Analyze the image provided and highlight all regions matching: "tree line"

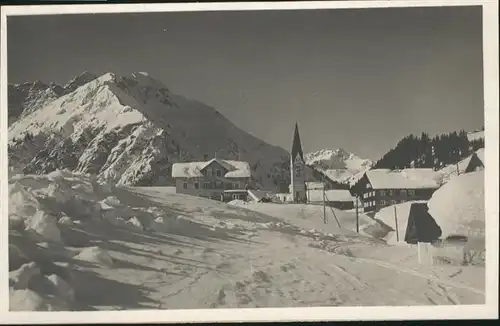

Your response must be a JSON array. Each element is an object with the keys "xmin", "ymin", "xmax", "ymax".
[{"xmin": 374, "ymin": 129, "xmax": 485, "ymax": 170}]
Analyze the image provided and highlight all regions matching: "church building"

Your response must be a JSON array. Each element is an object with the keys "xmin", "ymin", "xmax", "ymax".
[{"xmin": 290, "ymin": 122, "xmax": 307, "ymax": 203}]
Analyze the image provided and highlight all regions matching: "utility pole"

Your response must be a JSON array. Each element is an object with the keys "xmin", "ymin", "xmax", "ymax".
[
  {"xmin": 323, "ymin": 183, "xmax": 327, "ymax": 224},
  {"xmin": 394, "ymin": 205, "xmax": 399, "ymax": 242},
  {"xmin": 322, "ymin": 175, "xmax": 327, "ymax": 224},
  {"xmin": 355, "ymin": 195, "xmax": 359, "ymax": 233}
]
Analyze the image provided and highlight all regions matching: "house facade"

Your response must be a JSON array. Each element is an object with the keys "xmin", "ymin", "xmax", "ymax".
[
  {"xmin": 172, "ymin": 158, "xmax": 251, "ymax": 202},
  {"xmin": 351, "ymin": 169, "xmax": 441, "ymax": 213},
  {"xmin": 307, "ymin": 189, "xmax": 355, "ymax": 210}
]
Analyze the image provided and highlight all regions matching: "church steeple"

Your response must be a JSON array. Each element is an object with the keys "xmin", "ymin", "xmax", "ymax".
[
  {"xmin": 289, "ymin": 122, "xmax": 307, "ymax": 203},
  {"xmin": 291, "ymin": 122, "xmax": 304, "ymax": 161}
]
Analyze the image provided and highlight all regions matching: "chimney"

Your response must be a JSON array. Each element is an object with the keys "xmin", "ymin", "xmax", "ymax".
[{"xmin": 203, "ymin": 154, "xmax": 209, "ymax": 161}]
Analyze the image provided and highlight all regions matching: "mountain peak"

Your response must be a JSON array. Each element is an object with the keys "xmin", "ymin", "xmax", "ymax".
[
  {"xmin": 305, "ymin": 148, "xmax": 373, "ymax": 184},
  {"xmin": 63, "ymin": 71, "xmax": 98, "ymax": 94}
]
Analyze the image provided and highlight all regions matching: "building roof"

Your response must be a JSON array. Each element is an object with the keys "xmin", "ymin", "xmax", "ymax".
[
  {"xmin": 305, "ymin": 181, "xmax": 325, "ymax": 189},
  {"xmin": 439, "ymin": 155, "xmax": 472, "ymax": 177},
  {"xmin": 364, "ymin": 168, "xmax": 441, "ymax": 190},
  {"xmin": 247, "ymin": 189, "xmax": 272, "ymax": 201},
  {"xmin": 438, "ymin": 148, "xmax": 485, "ymax": 183},
  {"xmin": 172, "ymin": 159, "xmax": 251, "ymax": 179},
  {"xmin": 308, "ymin": 189, "xmax": 354, "ymax": 202},
  {"xmin": 291, "ymin": 122, "xmax": 304, "ymax": 161}
]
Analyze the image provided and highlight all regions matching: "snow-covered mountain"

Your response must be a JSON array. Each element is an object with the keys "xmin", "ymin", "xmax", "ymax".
[
  {"xmin": 467, "ymin": 129, "xmax": 484, "ymax": 142},
  {"xmin": 8, "ymin": 72, "xmax": 290, "ymax": 189},
  {"xmin": 8, "ymin": 72, "xmax": 98, "ymax": 125},
  {"xmin": 304, "ymin": 148, "xmax": 373, "ymax": 184}
]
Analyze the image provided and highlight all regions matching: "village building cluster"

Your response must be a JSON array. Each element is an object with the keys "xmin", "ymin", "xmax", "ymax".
[{"xmin": 172, "ymin": 124, "xmax": 485, "ymax": 214}]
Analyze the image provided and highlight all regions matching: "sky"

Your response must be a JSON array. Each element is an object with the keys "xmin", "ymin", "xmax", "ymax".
[{"xmin": 7, "ymin": 5, "xmax": 484, "ymax": 160}]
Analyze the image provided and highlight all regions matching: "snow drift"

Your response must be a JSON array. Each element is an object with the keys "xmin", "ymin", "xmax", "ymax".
[{"xmin": 427, "ymin": 170, "xmax": 485, "ymax": 239}]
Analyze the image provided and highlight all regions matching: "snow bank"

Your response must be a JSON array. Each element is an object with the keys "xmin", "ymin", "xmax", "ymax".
[
  {"xmin": 24, "ymin": 210, "xmax": 62, "ymax": 243},
  {"xmin": 427, "ymin": 170, "xmax": 484, "ymax": 239},
  {"xmin": 228, "ymin": 199, "xmax": 247, "ymax": 206},
  {"xmin": 9, "ymin": 182, "xmax": 41, "ymax": 229},
  {"xmin": 10, "ymin": 289, "xmax": 49, "ymax": 311},
  {"xmin": 75, "ymin": 247, "xmax": 114, "ymax": 267},
  {"xmin": 10, "ymin": 262, "xmax": 41, "ymax": 290}
]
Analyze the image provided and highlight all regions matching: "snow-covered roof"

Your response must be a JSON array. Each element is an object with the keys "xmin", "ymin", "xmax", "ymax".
[
  {"xmin": 438, "ymin": 148, "xmax": 485, "ymax": 184},
  {"xmin": 247, "ymin": 189, "xmax": 272, "ymax": 201},
  {"xmin": 438, "ymin": 156, "xmax": 472, "ymax": 179},
  {"xmin": 308, "ymin": 189, "xmax": 354, "ymax": 202},
  {"xmin": 364, "ymin": 169, "xmax": 441, "ymax": 190},
  {"xmin": 305, "ymin": 181, "xmax": 324, "ymax": 189},
  {"xmin": 172, "ymin": 159, "xmax": 251, "ymax": 179}
]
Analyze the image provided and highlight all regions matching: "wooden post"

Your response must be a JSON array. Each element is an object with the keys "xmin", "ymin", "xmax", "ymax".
[
  {"xmin": 323, "ymin": 184, "xmax": 327, "ymax": 224},
  {"xmin": 394, "ymin": 205, "xmax": 399, "ymax": 242},
  {"xmin": 417, "ymin": 242, "xmax": 421, "ymax": 264},
  {"xmin": 304, "ymin": 182, "xmax": 311, "ymax": 204},
  {"xmin": 355, "ymin": 196, "xmax": 359, "ymax": 233}
]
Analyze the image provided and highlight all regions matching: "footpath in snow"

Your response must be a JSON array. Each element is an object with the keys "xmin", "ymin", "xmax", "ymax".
[{"xmin": 8, "ymin": 171, "xmax": 485, "ymax": 311}]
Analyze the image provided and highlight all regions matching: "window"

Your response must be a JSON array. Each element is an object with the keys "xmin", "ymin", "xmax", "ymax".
[
  {"xmin": 216, "ymin": 169, "xmax": 222, "ymax": 177},
  {"xmin": 183, "ymin": 182, "xmax": 188, "ymax": 189},
  {"xmin": 408, "ymin": 189, "xmax": 415, "ymax": 196},
  {"xmin": 379, "ymin": 190, "xmax": 386, "ymax": 196},
  {"xmin": 194, "ymin": 182, "xmax": 199, "ymax": 189},
  {"xmin": 363, "ymin": 192, "xmax": 368, "ymax": 199},
  {"xmin": 371, "ymin": 191, "xmax": 375, "ymax": 197},
  {"xmin": 387, "ymin": 190, "xmax": 393, "ymax": 196},
  {"xmin": 294, "ymin": 165, "xmax": 301, "ymax": 177},
  {"xmin": 207, "ymin": 169, "xmax": 212, "ymax": 177},
  {"xmin": 234, "ymin": 183, "xmax": 239, "ymax": 189},
  {"xmin": 400, "ymin": 189, "xmax": 407, "ymax": 196},
  {"xmin": 380, "ymin": 200, "xmax": 386, "ymax": 206},
  {"xmin": 371, "ymin": 201, "xmax": 375, "ymax": 207},
  {"xmin": 391, "ymin": 200, "xmax": 397, "ymax": 205}
]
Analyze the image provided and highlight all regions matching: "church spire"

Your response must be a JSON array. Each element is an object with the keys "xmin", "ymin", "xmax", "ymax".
[{"xmin": 291, "ymin": 122, "xmax": 304, "ymax": 161}]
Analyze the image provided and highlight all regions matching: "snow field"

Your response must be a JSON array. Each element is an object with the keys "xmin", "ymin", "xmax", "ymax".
[{"xmin": 7, "ymin": 171, "xmax": 485, "ymax": 310}]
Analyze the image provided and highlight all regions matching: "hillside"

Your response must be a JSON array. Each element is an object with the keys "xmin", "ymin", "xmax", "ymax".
[
  {"xmin": 8, "ymin": 72, "xmax": 290, "ymax": 189},
  {"xmin": 374, "ymin": 131, "xmax": 484, "ymax": 171},
  {"xmin": 305, "ymin": 148, "xmax": 373, "ymax": 184}
]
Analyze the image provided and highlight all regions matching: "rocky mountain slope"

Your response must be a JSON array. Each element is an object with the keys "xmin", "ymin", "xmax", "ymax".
[
  {"xmin": 305, "ymin": 148, "xmax": 373, "ymax": 184},
  {"xmin": 8, "ymin": 72, "xmax": 97, "ymax": 125},
  {"xmin": 8, "ymin": 72, "xmax": 290, "ymax": 189}
]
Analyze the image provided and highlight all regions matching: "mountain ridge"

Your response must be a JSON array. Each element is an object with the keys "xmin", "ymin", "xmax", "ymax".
[
  {"xmin": 304, "ymin": 148, "xmax": 374, "ymax": 184},
  {"xmin": 8, "ymin": 71, "xmax": 291, "ymax": 190}
]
